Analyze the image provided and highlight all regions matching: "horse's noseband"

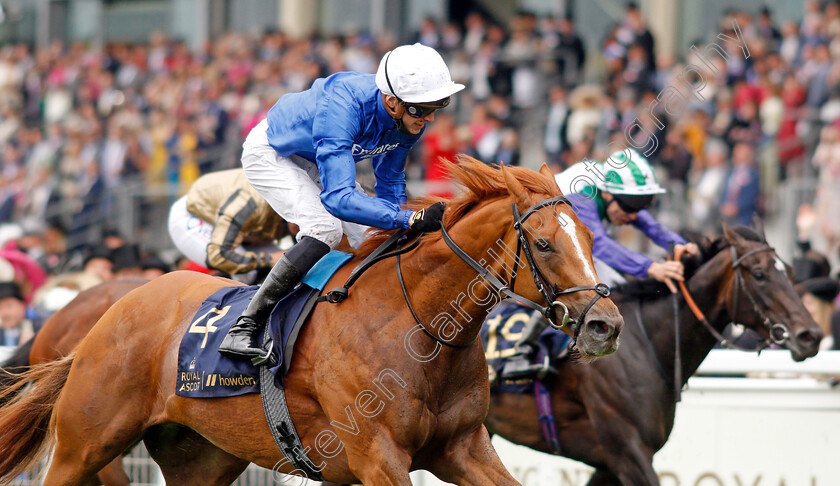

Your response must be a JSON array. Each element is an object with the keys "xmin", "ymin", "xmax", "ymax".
[{"xmin": 549, "ymin": 283, "xmax": 611, "ymax": 333}]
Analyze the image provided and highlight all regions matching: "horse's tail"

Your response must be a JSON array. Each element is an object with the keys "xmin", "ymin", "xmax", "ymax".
[
  {"xmin": 0, "ymin": 353, "xmax": 74, "ymax": 483},
  {"xmin": 0, "ymin": 335, "xmax": 35, "ymax": 405}
]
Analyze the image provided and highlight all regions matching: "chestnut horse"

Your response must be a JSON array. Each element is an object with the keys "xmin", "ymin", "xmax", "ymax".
[
  {"xmin": 0, "ymin": 279, "xmax": 147, "ymax": 485},
  {"xmin": 484, "ymin": 223, "xmax": 823, "ymax": 485},
  {"xmin": 0, "ymin": 159, "xmax": 623, "ymax": 485}
]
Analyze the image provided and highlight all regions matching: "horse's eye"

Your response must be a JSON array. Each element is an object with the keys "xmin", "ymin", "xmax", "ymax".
[
  {"xmin": 752, "ymin": 269, "xmax": 766, "ymax": 281},
  {"xmin": 535, "ymin": 239, "xmax": 552, "ymax": 252}
]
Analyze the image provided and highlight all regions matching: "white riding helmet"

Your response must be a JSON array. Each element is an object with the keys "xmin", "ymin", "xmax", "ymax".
[{"xmin": 375, "ymin": 43, "xmax": 465, "ymax": 104}]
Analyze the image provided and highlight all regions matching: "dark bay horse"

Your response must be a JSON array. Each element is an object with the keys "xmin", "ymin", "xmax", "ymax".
[
  {"xmin": 484, "ymin": 223, "xmax": 823, "ymax": 485},
  {"xmin": 0, "ymin": 159, "xmax": 623, "ymax": 485}
]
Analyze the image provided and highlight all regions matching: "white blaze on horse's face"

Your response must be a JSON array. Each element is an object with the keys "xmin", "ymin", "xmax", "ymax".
[
  {"xmin": 774, "ymin": 256, "xmax": 786, "ymax": 274},
  {"xmin": 557, "ymin": 212, "xmax": 599, "ymax": 284}
]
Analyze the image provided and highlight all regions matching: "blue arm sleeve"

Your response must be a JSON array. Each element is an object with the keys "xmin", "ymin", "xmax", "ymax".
[
  {"xmin": 372, "ymin": 146, "xmax": 410, "ymax": 206},
  {"xmin": 631, "ymin": 209, "xmax": 686, "ymax": 250},
  {"xmin": 312, "ymin": 84, "xmax": 413, "ymax": 229},
  {"xmin": 572, "ymin": 196, "xmax": 654, "ymax": 277}
]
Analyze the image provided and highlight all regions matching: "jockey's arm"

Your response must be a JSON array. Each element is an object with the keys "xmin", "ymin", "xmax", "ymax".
[
  {"xmin": 312, "ymin": 85, "xmax": 414, "ymax": 230},
  {"xmin": 573, "ymin": 196, "xmax": 655, "ymax": 277},
  {"xmin": 371, "ymin": 149, "xmax": 409, "ymax": 206},
  {"xmin": 630, "ymin": 209, "xmax": 687, "ymax": 250},
  {"xmin": 315, "ymin": 141, "xmax": 413, "ymax": 229},
  {"xmin": 206, "ymin": 189, "xmax": 273, "ymax": 275}
]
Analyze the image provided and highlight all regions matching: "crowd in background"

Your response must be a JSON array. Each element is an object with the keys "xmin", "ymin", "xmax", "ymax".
[{"xmin": 0, "ymin": 2, "xmax": 839, "ymax": 349}]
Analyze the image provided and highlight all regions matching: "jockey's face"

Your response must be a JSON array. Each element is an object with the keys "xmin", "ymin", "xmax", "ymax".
[
  {"xmin": 383, "ymin": 94, "xmax": 436, "ymax": 135},
  {"xmin": 400, "ymin": 107, "xmax": 435, "ymax": 135},
  {"xmin": 603, "ymin": 193, "xmax": 638, "ymax": 225}
]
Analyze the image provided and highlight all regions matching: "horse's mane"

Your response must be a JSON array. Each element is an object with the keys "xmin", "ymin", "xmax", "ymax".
[
  {"xmin": 354, "ymin": 155, "xmax": 559, "ymax": 257},
  {"xmin": 611, "ymin": 225, "xmax": 765, "ymax": 303}
]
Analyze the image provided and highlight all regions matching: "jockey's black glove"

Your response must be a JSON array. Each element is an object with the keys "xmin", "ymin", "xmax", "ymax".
[{"xmin": 409, "ymin": 202, "xmax": 447, "ymax": 232}]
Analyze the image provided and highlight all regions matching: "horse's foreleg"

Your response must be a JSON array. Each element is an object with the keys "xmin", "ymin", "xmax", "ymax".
[
  {"xmin": 585, "ymin": 401, "xmax": 660, "ymax": 485},
  {"xmin": 343, "ymin": 430, "xmax": 413, "ymax": 485},
  {"xmin": 96, "ymin": 455, "xmax": 130, "ymax": 486},
  {"xmin": 429, "ymin": 426, "xmax": 521, "ymax": 486},
  {"xmin": 144, "ymin": 424, "xmax": 249, "ymax": 486}
]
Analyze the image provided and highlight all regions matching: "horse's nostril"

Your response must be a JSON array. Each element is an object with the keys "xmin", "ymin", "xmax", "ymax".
[
  {"xmin": 796, "ymin": 330, "xmax": 820, "ymax": 347},
  {"xmin": 587, "ymin": 319, "xmax": 611, "ymax": 336}
]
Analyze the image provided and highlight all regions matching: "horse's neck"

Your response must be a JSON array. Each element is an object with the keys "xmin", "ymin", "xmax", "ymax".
[
  {"xmin": 638, "ymin": 253, "xmax": 733, "ymax": 386},
  {"xmin": 400, "ymin": 203, "xmax": 514, "ymax": 353}
]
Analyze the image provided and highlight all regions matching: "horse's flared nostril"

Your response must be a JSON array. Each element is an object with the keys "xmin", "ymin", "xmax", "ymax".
[
  {"xmin": 796, "ymin": 329, "xmax": 822, "ymax": 348},
  {"xmin": 586, "ymin": 319, "xmax": 611, "ymax": 337}
]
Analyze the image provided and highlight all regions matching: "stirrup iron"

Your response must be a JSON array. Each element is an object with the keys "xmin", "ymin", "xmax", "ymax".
[{"xmin": 251, "ymin": 339, "xmax": 277, "ymax": 366}]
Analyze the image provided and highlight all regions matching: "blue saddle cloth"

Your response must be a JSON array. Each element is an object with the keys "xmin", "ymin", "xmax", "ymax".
[
  {"xmin": 480, "ymin": 301, "xmax": 571, "ymax": 393},
  {"xmin": 176, "ymin": 251, "xmax": 353, "ymax": 398}
]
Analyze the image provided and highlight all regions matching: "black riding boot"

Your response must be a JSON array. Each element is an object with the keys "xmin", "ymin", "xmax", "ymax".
[
  {"xmin": 501, "ymin": 312, "xmax": 553, "ymax": 379},
  {"xmin": 219, "ymin": 236, "xmax": 329, "ymax": 362}
]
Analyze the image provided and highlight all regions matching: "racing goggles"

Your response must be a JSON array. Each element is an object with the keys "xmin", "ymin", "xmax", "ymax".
[
  {"xmin": 402, "ymin": 97, "xmax": 451, "ymax": 118},
  {"xmin": 612, "ymin": 193, "xmax": 655, "ymax": 214}
]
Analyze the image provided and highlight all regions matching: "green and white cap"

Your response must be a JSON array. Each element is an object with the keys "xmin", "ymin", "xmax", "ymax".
[{"xmin": 596, "ymin": 149, "xmax": 666, "ymax": 196}]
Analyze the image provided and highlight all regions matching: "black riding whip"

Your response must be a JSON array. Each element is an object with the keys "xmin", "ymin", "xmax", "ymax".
[{"xmin": 670, "ymin": 242, "xmax": 682, "ymax": 403}]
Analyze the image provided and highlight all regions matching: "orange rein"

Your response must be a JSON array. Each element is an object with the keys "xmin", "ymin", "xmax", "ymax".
[{"xmin": 669, "ymin": 246, "xmax": 705, "ymax": 322}]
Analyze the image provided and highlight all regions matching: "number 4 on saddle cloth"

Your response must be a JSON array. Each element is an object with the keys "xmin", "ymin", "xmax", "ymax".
[
  {"xmin": 176, "ymin": 251, "xmax": 353, "ymax": 398},
  {"xmin": 480, "ymin": 301, "xmax": 572, "ymax": 393}
]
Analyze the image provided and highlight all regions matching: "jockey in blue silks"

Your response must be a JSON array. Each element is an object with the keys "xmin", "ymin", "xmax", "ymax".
[{"xmin": 219, "ymin": 44, "xmax": 464, "ymax": 361}]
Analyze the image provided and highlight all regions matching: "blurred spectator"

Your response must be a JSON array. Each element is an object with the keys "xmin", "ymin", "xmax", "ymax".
[
  {"xmin": 421, "ymin": 112, "xmax": 459, "ymax": 198},
  {"xmin": 141, "ymin": 255, "xmax": 170, "ymax": 280},
  {"xmin": 496, "ymin": 128, "xmax": 520, "ymax": 166},
  {"xmin": 812, "ymin": 125, "xmax": 840, "ymax": 253},
  {"xmin": 543, "ymin": 85, "xmax": 568, "ymax": 166},
  {"xmin": 690, "ymin": 139, "xmax": 729, "ymax": 230},
  {"xmin": 565, "ymin": 85, "xmax": 603, "ymax": 147},
  {"xmin": 82, "ymin": 245, "xmax": 114, "ymax": 282},
  {"xmin": 0, "ymin": 237, "xmax": 46, "ymax": 304},
  {"xmin": 111, "ymin": 243, "xmax": 144, "ymax": 280},
  {"xmin": 0, "ymin": 281, "xmax": 33, "ymax": 346},
  {"xmin": 721, "ymin": 142, "xmax": 761, "ymax": 226},
  {"xmin": 793, "ymin": 205, "xmax": 840, "ymax": 350},
  {"xmin": 553, "ymin": 17, "xmax": 586, "ymax": 86},
  {"xmin": 103, "ymin": 227, "xmax": 127, "ymax": 249},
  {"xmin": 475, "ymin": 114, "xmax": 505, "ymax": 163}
]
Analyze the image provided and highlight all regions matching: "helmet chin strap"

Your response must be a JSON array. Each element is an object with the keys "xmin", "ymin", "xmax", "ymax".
[{"xmin": 383, "ymin": 95, "xmax": 413, "ymax": 135}]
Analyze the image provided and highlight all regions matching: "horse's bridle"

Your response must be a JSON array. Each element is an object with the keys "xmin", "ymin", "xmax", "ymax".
[
  {"xmin": 677, "ymin": 243, "xmax": 792, "ymax": 353},
  {"xmin": 426, "ymin": 195, "xmax": 610, "ymax": 347}
]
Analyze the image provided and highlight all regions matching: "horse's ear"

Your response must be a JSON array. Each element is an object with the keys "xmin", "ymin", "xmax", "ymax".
[
  {"xmin": 722, "ymin": 222, "xmax": 739, "ymax": 246},
  {"xmin": 751, "ymin": 213, "xmax": 767, "ymax": 242},
  {"xmin": 501, "ymin": 162, "xmax": 532, "ymax": 210},
  {"xmin": 539, "ymin": 163, "xmax": 563, "ymax": 195}
]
